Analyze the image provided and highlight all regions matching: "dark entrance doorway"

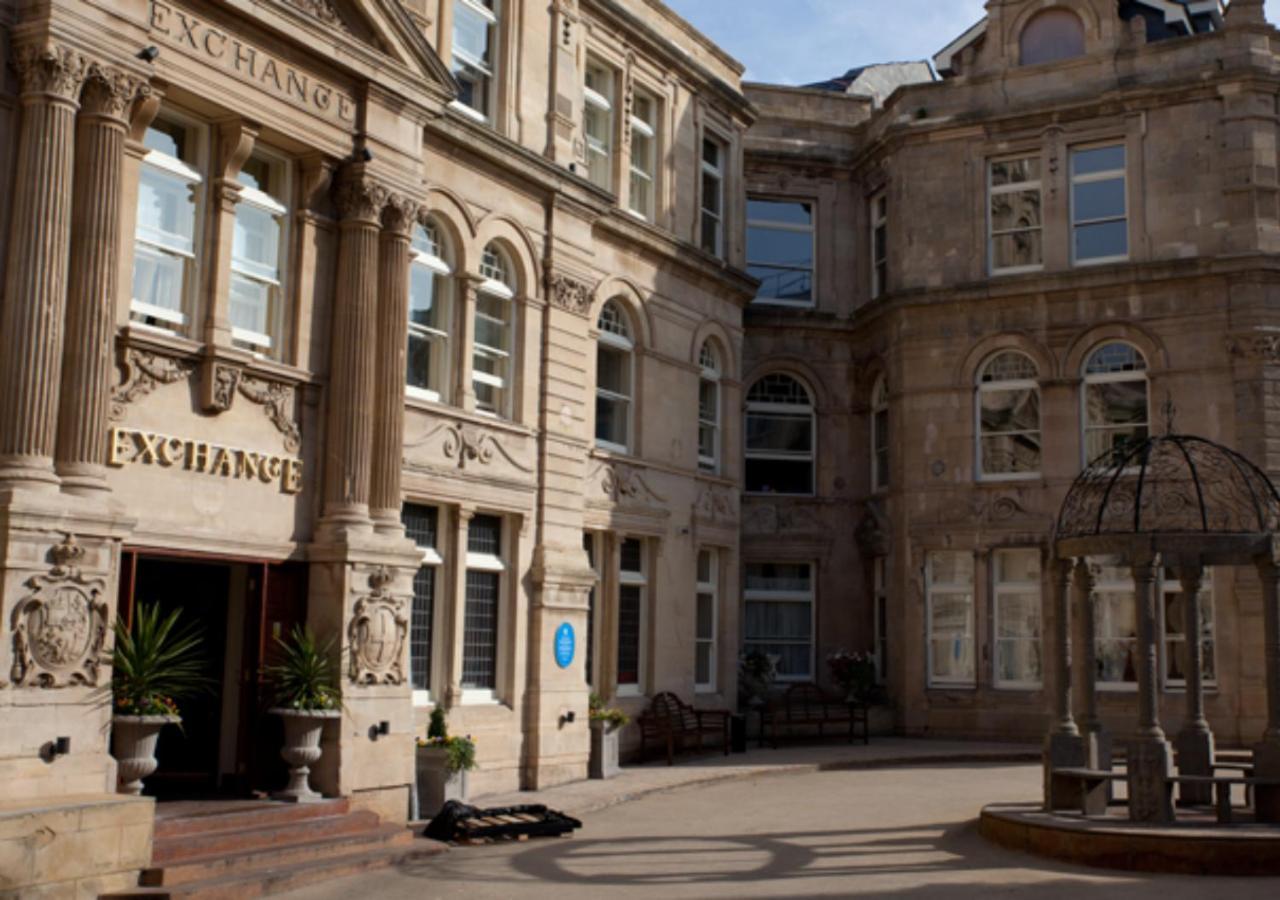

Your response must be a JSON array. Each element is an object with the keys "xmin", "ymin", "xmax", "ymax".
[{"xmin": 118, "ymin": 550, "xmax": 309, "ymax": 799}]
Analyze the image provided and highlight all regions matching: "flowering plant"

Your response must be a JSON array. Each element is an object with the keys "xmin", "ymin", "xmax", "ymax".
[
  {"xmin": 417, "ymin": 708, "xmax": 477, "ymax": 773},
  {"xmin": 113, "ymin": 693, "xmax": 180, "ymax": 718},
  {"xmin": 588, "ymin": 692, "xmax": 630, "ymax": 729},
  {"xmin": 826, "ymin": 649, "xmax": 877, "ymax": 703},
  {"xmin": 111, "ymin": 602, "xmax": 211, "ymax": 720}
]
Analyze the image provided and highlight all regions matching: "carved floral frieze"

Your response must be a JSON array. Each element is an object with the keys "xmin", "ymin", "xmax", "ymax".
[
  {"xmin": 548, "ymin": 274, "xmax": 593, "ymax": 318},
  {"xmin": 694, "ymin": 485, "xmax": 737, "ymax": 523},
  {"xmin": 742, "ymin": 503, "xmax": 822, "ymax": 536},
  {"xmin": 405, "ymin": 421, "xmax": 533, "ymax": 475},
  {"xmin": 592, "ymin": 461, "xmax": 666, "ymax": 507},
  {"xmin": 347, "ymin": 567, "xmax": 408, "ymax": 685},
  {"xmin": 112, "ymin": 349, "xmax": 195, "ymax": 421},
  {"xmin": 238, "ymin": 375, "xmax": 303, "ymax": 453},
  {"xmin": 9, "ymin": 535, "xmax": 108, "ymax": 689}
]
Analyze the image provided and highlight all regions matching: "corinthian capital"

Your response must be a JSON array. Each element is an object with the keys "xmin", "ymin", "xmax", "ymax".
[
  {"xmin": 333, "ymin": 172, "xmax": 390, "ymax": 225},
  {"xmin": 81, "ymin": 63, "xmax": 149, "ymax": 121},
  {"xmin": 10, "ymin": 44, "xmax": 89, "ymax": 101},
  {"xmin": 381, "ymin": 194, "xmax": 420, "ymax": 237}
]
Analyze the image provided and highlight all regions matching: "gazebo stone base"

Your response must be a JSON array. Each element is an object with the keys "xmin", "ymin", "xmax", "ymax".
[
  {"xmin": 1043, "ymin": 733, "xmax": 1088, "ymax": 810},
  {"xmin": 1253, "ymin": 741, "xmax": 1280, "ymax": 823},
  {"xmin": 1174, "ymin": 729, "xmax": 1215, "ymax": 805},
  {"xmin": 1126, "ymin": 738, "xmax": 1174, "ymax": 823}
]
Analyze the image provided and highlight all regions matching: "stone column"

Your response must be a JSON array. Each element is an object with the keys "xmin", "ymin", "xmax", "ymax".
[
  {"xmin": 1044, "ymin": 557, "xmax": 1086, "ymax": 811},
  {"xmin": 321, "ymin": 171, "xmax": 387, "ymax": 530},
  {"xmin": 1254, "ymin": 557, "xmax": 1280, "ymax": 822},
  {"xmin": 455, "ymin": 276, "xmax": 480, "ymax": 412},
  {"xmin": 0, "ymin": 45, "xmax": 87, "ymax": 489},
  {"xmin": 56, "ymin": 65, "xmax": 145, "ymax": 494},
  {"xmin": 1127, "ymin": 553, "xmax": 1174, "ymax": 823},
  {"xmin": 443, "ymin": 507, "xmax": 475, "ymax": 708},
  {"xmin": 370, "ymin": 198, "xmax": 415, "ymax": 534},
  {"xmin": 1174, "ymin": 565, "xmax": 1214, "ymax": 804},
  {"xmin": 1071, "ymin": 559, "xmax": 1108, "ymax": 767}
]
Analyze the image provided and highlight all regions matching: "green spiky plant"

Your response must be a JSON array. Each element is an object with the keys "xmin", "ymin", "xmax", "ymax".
[
  {"xmin": 112, "ymin": 603, "xmax": 211, "ymax": 719},
  {"xmin": 263, "ymin": 625, "xmax": 340, "ymax": 711}
]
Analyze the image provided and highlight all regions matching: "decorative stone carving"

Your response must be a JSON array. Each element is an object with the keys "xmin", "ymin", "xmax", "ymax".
[
  {"xmin": 287, "ymin": 0, "xmax": 351, "ymax": 31},
  {"xmin": 207, "ymin": 362, "xmax": 243, "ymax": 413},
  {"xmin": 694, "ymin": 485, "xmax": 737, "ymax": 522},
  {"xmin": 82, "ymin": 64, "xmax": 149, "ymax": 120},
  {"xmin": 10, "ymin": 535, "xmax": 109, "ymax": 688},
  {"xmin": 742, "ymin": 503, "xmax": 822, "ymax": 536},
  {"xmin": 935, "ymin": 492, "xmax": 1034, "ymax": 527},
  {"xmin": 10, "ymin": 44, "xmax": 88, "ymax": 99},
  {"xmin": 599, "ymin": 462, "xmax": 665, "ymax": 505},
  {"xmin": 548, "ymin": 274, "xmax": 593, "ymax": 318},
  {"xmin": 111, "ymin": 349, "xmax": 195, "ymax": 420},
  {"xmin": 856, "ymin": 502, "xmax": 891, "ymax": 557},
  {"xmin": 382, "ymin": 194, "xmax": 419, "ymax": 235},
  {"xmin": 238, "ymin": 375, "xmax": 302, "ymax": 453},
  {"xmin": 443, "ymin": 424, "xmax": 495, "ymax": 469},
  {"xmin": 347, "ymin": 567, "xmax": 408, "ymax": 685},
  {"xmin": 1226, "ymin": 331, "xmax": 1280, "ymax": 364},
  {"xmin": 333, "ymin": 173, "xmax": 390, "ymax": 224}
]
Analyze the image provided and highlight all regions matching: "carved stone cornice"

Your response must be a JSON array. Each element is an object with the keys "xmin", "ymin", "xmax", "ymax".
[
  {"xmin": 547, "ymin": 273, "xmax": 593, "ymax": 318},
  {"xmin": 333, "ymin": 173, "xmax": 390, "ymax": 225},
  {"xmin": 10, "ymin": 44, "xmax": 89, "ymax": 101},
  {"xmin": 111, "ymin": 349, "xmax": 195, "ymax": 421},
  {"xmin": 238, "ymin": 374, "xmax": 302, "ymax": 453},
  {"xmin": 81, "ymin": 64, "xmax": 149, "ymax": 121}
]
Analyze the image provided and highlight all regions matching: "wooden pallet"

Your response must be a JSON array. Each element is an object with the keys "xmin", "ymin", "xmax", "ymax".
[{"xmin": 425, "ymin": 802, "xmax": 582, "ymax": 844}]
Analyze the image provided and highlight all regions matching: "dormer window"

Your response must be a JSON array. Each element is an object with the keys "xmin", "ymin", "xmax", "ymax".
[{"xmin": 1019, "ymin": 8, "xmax": 1086, "ymax": 66}]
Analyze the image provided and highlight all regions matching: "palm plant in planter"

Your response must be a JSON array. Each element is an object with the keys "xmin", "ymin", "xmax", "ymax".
[
  {"xmin": 263, "ymin": 626, "xmax": 341, "ymax": 803},
  {"xmin": 588, "ymin": 692, "xmax": 629, "ymax": 780},
  {"xmin": 110, "ymin": 603, "xmax": 208, "ymax": 795},
  {"xmin": 414, "ymin": 708, "xmax": 477, "ymax": 819}
]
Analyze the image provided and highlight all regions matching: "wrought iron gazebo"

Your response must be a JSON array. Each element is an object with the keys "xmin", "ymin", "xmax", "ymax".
[{"xmin": 1046, "ymin": 432, "xmax": 1280, "ymax": 823}]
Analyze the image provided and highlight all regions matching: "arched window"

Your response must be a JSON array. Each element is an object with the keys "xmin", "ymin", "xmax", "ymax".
[
  {"xmin": 745, "ymin": 374, "xmax": 814, "ymax": 495},
  {"xmin": 697, "ymin": 342, "xmax": 721, "ymax": 473},
  {"xmin": 977, "ymin": 351, "xmax": 1041, "ymax": 479},
  {"xmin": 1019, "ymin": 8, "xmax": 1086, "ymax": 66},
  {"xmin": 407, "ymin": 221, "xmax": 453, "ymax": 401},
  {"xmin": 871, "ymin": 377, "xmax": 889, "ymax": 491},
  {"xmin": 1083, "ymin": 342, "xmax": 1149, "ymax": 463},
  {"xmin": 473, "ymin": 243, "xmax": 515, "ymax": 417},
  {"xmin": 595, "ymin": 300, "xmax": 634, "ymax": 452}
]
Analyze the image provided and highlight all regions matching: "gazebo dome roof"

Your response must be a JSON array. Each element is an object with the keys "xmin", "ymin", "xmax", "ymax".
[{"xmin": 1056, "ymin": 434, "xmax": 1280, "ymax": 541}]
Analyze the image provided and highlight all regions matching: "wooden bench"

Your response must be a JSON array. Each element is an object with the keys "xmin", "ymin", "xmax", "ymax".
[
  {"xmin": 1049, "ymin": 767, "xmax": 1126, "ymax": 816},
  {"xmin": 637, "ymin": 692, "xmax": 731, "ymax": 765},
  {"xmin": 761, "ymin": 682, "xmax": 869, "ymax": 749}
]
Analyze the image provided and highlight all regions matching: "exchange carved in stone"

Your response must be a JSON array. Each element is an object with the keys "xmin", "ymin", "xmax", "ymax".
[
  {"xmin": 238, "ymin": 375, "xmax": 303, "ymax": 453},
  {"xmin": 347, "ymin": 567, "xmax": 408, "ymax": 685},
  {"xmin": 112, "ymin": 349, "xmax": 195, "ymax": 421},
  {"xmin": 548, "ymin": 274, "xmax": 593, "ymax": 318},
  {"xmin": 9, "ymin": 535, "xmax": 109, "ymax": 689}
]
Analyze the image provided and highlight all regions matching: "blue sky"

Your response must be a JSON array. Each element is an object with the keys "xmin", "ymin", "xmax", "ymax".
[{"xmin": 664, "ymin": 1, "xmax": 1280, "ymax": 85}]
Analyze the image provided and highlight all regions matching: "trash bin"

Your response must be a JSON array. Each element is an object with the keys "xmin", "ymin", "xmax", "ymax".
[{"xmin": 730, "ymin": 714, "xmax": 747, "ymax": 753}]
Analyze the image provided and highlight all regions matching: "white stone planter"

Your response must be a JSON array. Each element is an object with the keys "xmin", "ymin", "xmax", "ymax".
[
  {"xmin": 589, "ymin": 720, "xmax": 621, "ymax": 779},
  {"xmin": 111, "ymin": 715, "xmax": 180, "ymax": 796},
  {"xmin": 270, "ymin": 708, "xmax": 340, "ymax": 803},
  {"xmin": 415, "ymin": 746, "xmax": 468, "ymax": 820}
]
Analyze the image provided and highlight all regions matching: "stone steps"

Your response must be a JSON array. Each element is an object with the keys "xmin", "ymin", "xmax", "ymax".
[{"xmin": 100, "ymin": 799, "xmax": 445, "ymax": 900}]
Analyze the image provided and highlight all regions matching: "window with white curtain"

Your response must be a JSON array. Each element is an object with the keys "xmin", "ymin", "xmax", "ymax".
[
  {"xmin": 230, "ymin": 154, "xmax": 288, "ymax": 358},
  {"xmin": 698, "ymin": 342, "xmax": 720, "ymax": 473},
  {"xmin": 595, "ymin": 300, "xmax": 634, "ymax": 453},
  {"xmin": 583, "ymin": 60, "xmax": 614, "ymax": 191},
  {"xmin": 1082, "ymin": 342, "xmax": 1148, "ymax": 464},
  {"xmin": 617, "ymin": 537, "xmax": 646, "ymax": 695},
  {"xmin": 403, "ymin": 504, "xmax": 443, "ymax": 703},
  {"xmin": 452, "ymin": 0, "xmax": 499, "ymax": 122},
  {"xmin": 927, "ymin": 551, "xmax": 975, "ymax": 687},
  {"xmin": 695, "ymin": 549, "xmax": 718, "ymax": 692},
  {"xmin": 629, "ymin": 91, "xmax": 657, "ymax": 220},
  {"xmin": 473, "ymin": 244, "xmax": 515, "ymax": 417},
  {"xmin": 993, "ymin": 549, "xmax": 1042, "ymax": 689},
  {"xmin": 745, "ymin": 374, "xmax": 814, "ymax": 495},
  {"xmin": 131, "ymin": 117, "xmax": 203, "ymax": 332},
  {"xmin": 407, "ymin": 222, "xmax": 453, "ymax": 402},
  {"xmin": 744, "ymin": 562, "xmax": 813, "ymax": 681},
  {"xmin": 977, "ymin": 351, "xmax": 1041, "ymax": 479}
]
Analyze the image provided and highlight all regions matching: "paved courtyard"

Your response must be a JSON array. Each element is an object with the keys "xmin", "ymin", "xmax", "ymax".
[{"xmin": 281, "ymin": 757, "xmax": 1280, "ymax": 899}]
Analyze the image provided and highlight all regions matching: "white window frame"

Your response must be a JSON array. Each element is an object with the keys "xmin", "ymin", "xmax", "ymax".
[
  {"xmin": 992, "ymin": 548, "xmax": 1043, "ymax": 691},
  {"xmin": 871, "ymin": 377, "xmax": 889, "ymax": 493},
  {"xmin": 628, "ymin": 90, "xmax": 658, "ymax": 221},
  {"xmin": 406, "ymin": 223, "xmax": 452, "ymax": 404},
  {"xmin": 697, "ymin": 343, "xmax": 720, "ymax": 474},
  {"xmin": 473, "ymin": 245, "xmax": 516, "ymax": 418},
  {"xmin": 744, "ymin": 375, "xmax": 816, "ymax": 497},
  {"xmin": 229, "ymin": 155, "xmax": 290, "ymax": 356},
  {"xmin": 746, "ymin": 197, "xmax": 815, "ymax": 309},
  {"xmin": 976, "ymin": 352, "xmax": 1042, "ymax": 483},
  {"xmin": 988, "ymin": 154, "xmax": 1044, "ymax": 277},
  {"xmin": 131, "ymin": 117, "xmax": 206, "ymax": 332},
  {"xmin": 1081, "ymin": 342, "xmax": 1150, "ymax": 467},
  {"xmin": 405, "ymin": 505, "xmax": 444, "ymax": 707},
  {"xmin": 450, "ymin": 0, "xmax": 499, "ymax": 123},
  {"xmin": 700, "ymin": 134, "xmax": 726, "ymax": 258},
  {"xmin": 616, "ymin": 537, "xmax": 647, "ymax": 698},
  {"xmin": 1070, "ymin": 142, "xmax": 1128, "ymax": 267},
  {"xmin": 461, "ymin": 515, "xmax": 505, "ymax": 705},
  {"xmin": 926, "ymin": 551, "xmax": 976, "ymax": 689},
  {"xmin": 583, "ymin": 59, "xmax": 614, "ymax": 192},
  {"xmin": 595, "ymin": 302, "xmax": 635, "ymax": 455},
  {"xmin": 870, "ymin": 192, "xmax": 888, "ymax": 300},
  {"xmin": 695, "ymin": 548, "xmax": 718, "ymax": 694},
  {"xmin": 743, "ymin": 562, "xmax": 815, "ymax": 683}
]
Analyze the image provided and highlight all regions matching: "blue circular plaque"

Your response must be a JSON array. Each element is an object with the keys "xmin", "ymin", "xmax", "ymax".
[{"xmin": 554, "ymin": 623, "xmax": 575, "ymax": 669}]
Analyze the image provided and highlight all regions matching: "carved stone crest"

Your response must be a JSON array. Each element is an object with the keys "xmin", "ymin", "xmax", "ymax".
[
  {"xmin": 112, "ymin": 349, "xmax": 195, "ymax": 420},
  {"xmin": 10, "ymin": 535, "xmax": 109, "ymax": 688},
  {"xmin": 548, "ymin": 274, "xmax": 593, "ymax": 318},
  {"xmin": 347, "ymin": 567, "xmax": 408, "ymax": 685}
]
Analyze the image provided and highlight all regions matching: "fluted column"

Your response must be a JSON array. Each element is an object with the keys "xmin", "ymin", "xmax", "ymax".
[
  {"xmin": 321, "ymin": 171, "xmax": 386, "ymax": 529},
  {"xmin": 0, "ymin": 45, "xmax": 88, "ymax": 489},
  {"xmin": 1133, "ymin": 555, "xmax": 1164, "ymax": 740},
  {"xmin": 56, "ymin": 65, "xmax": 145, "ymax": 494},
  {"xmin": 370, "ymin": 198, "xmax": 415, "ymax": 533},
  {"xmin": 1174, "ymin": 565, "xmax": 1214, "ymax": 804},
  {"xmin": 1049, "ymin": 559, "xmax": 1077, "ymax": 737},
  {"xmin": 1071, "ymin": 559, "xmax": 1101, "ymax": 738}
]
